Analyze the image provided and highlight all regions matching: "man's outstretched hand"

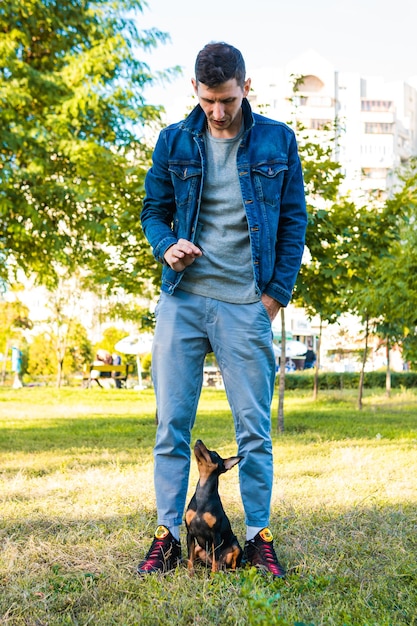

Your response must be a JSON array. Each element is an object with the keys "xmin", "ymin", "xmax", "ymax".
[{"xmin": 164, "ymin": 238, "xmax": 202, "ymax": 272}]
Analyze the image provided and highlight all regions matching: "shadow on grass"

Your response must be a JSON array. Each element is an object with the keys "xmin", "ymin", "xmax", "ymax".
[
  {"xmin": 0, "ymin": 416, "xmax": 157, "ymax": 454},
  {"xmin": 2, "ymin": 406, "xmax": 417, "ymax": 458},
  {"xmin": 277, "ymin": 406, "xmax": 417, "ymax": 441}
]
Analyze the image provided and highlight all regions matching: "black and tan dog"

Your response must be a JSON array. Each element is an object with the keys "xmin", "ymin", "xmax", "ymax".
[{"xmin": 185, "ymin": 439, "xmax": 243, "ymax": 574}]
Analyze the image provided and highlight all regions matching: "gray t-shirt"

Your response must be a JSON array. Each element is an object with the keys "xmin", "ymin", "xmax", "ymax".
[{"xmin": 179, "ymin": 127, "xmax": 259, "ymax": 304}]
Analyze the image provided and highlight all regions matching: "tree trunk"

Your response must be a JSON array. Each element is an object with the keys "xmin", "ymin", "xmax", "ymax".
[
  {"xmin": 1, "ymin": 339, "xmax": 10, "ymax": 385},
  {"xmin": 385, "ymin": 338, "xmax": 391, "ymax": 398},
  {"xmin": 55, "ymin": 325, "xmax": 70, "ymax": 388},
  {"xmin": 56, "ymin": 359, "xmax": 64, "ymax": 388},
  {"xmin": 277, "ymin": 308, "xmax": 286, "ymax": 433},
  {"xmin": 358, "ymin": 316, "xmax": 369, "ymax": 410},
  {"xmin": 313, "ymin": 319, "xmax": 322, "ymax": 400}
]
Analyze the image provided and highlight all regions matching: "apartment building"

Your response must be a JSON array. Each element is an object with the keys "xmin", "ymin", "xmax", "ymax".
[{"xmin": 248, "ymin": 49, "xmax": 417, "ymax": 200}]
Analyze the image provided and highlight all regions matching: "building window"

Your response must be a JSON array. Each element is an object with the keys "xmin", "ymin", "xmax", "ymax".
[
  {"xmin": 361, "ymin": 100, "xmax": 394, "ymax": 112},
  {"xmin": 364, "ymin": 122, "xmax": 394, "ymax": 134},
  {"xmin": 309, "ymin": 119, "xmax": 333, "ymax": 130}
]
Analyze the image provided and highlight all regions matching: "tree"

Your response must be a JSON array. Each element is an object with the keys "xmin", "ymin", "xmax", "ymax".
[
  {"xmin": 0, "ymin": 0, "xmax": 176, "ymax": 292},
  {"xmin": 339, "ymin": 195, "xmax": 412, "ymax": 408},
  {"xmin": 292, "ymin": 113, "xmax": 349, "ymax": 399},
  {"xmin": 0, "ymin": 296, "xmax": 32, "ymax": 383},
  {"xmin": 274, "ymin": 77, "xmax": 350, "ymax": 421},
  {"xmin": 27, "ymin": 332, "xmax": 56, "ymax": 379},
  {"xmin": 93, "ymin": 326, "xmax": 129, "ymax": 357},
  {"xmin": 65, "ymin": 321, "xmax": 93, "ymax": 374},
  {"xmin": 357, "ymin": 159, "xmax": 417, "ymax": 387}
]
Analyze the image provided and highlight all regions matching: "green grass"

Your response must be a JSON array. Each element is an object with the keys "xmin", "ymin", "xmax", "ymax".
[{"xmin": 1, "ymin": 387, "xmax": 417, "ymax": 625}]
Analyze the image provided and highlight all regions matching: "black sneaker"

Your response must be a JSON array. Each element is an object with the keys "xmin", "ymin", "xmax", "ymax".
[
  {"xmin": 137, "ymin": 525, "xmax": 182, "ymax": 575},
  {"xmin": 242, "ymin": 528, "xmax": 286, "ymax": 578}
]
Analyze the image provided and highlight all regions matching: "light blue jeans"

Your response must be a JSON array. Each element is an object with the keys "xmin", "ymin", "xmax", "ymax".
[{"xmin": 152, "ymin": 290, "xmax": 276, "ymax": 529}]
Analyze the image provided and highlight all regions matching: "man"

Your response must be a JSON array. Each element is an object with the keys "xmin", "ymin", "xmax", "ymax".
[{"xmin": 138, "ymin": 42, "xmax": 307, "ymax": 577}]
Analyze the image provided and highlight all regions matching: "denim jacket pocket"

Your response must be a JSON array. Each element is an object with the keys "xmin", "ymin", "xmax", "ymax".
[
  {"xmin": 168, "ymin": 163, "xmax": 202, "ymax": 207},
  {"xmin": 252, "ymin": 162, "xmax": 288, "ymax": 207}
]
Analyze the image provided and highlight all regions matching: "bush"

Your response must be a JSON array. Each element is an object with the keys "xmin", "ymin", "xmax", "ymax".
[{"xmin": 279, "ymin": 370, "xmax": 417, "ymax": 390}]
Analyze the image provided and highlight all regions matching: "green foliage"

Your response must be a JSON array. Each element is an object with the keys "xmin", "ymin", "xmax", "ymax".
[
  {"xmin": 141, "ymin": 351, "xmax": 151, "ymax": 374},
  {"xmin": 0, "ymin": 298, "xmax": 32, "ymax": 355},
  {"xmin": 95, "ymin": 301, "xmax": 156, "ymax": 330},
  {"xmin": 369, "ymin": 158, "xmax": 417, "ymax": 361},
  {"xmin": 238, "ymin": 568, "xmax": 286, "ymax": 625},
  {"xmin": 27, "ymin": 321, "xmax": 92, "ymax": 378},
  {"xmin": 0, "ymin": 0, "xmax": 175, "ymax": 292},
  {"xmin": 282, "ymin": 370, "xmax": 417, "ymax": 390},
  {"xmin": 27, "ymin": 331, "xmax": 56, "ymax": 377},
  {"xmin": 65, "ymin": 320, "xmax": 93, "ymax": 371},
  {"xmin": 287, "ymin": 77, "xmax": 347, "ymax": 325},
  {"xmin": 403, "ymin": 332, "xmax": 417, "ymax": 370},
  {"xmin": 93, "ymin": 326, "xmax": 129, "ymax": 357}
]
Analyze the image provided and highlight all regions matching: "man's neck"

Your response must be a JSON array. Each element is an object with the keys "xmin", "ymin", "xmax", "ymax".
[{"xmin": 206, "ymin": 109, "xmax": 243, "ymax": 139}]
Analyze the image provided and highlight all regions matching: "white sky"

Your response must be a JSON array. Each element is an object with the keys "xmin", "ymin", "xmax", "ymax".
[{"xmin": 139, "ymin": 0, "xmax": 417, "ymax": 108}]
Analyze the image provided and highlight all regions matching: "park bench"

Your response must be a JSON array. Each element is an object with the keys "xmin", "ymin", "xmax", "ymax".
[{"xmin": 82, "ymin": 363, "xmax": 131, "ymax": 388}]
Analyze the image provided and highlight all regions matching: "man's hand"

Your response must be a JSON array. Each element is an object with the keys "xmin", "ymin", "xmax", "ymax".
[
  {"xmin": 261, "ymin": 293, "xmax": 282, "ymax": 322},
  {"xmin": 164, "ymin": 238, "xmax": 202, "ymax": 272}
]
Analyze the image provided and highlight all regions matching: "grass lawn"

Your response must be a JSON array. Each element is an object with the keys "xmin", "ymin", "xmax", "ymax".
[{"xmin": 0, "ymin": 386, "xmax": 416, "ymax": 625}]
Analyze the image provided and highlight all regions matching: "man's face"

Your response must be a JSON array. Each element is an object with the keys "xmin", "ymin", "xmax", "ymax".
[{"xmin": 192, "ymin": 77, "xmax": 251, "ymax": 138}]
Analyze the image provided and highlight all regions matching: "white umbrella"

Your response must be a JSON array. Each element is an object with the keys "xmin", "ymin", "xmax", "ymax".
[
  {"xmin": 114, "ymin": 334, "xmax": 153, "ymax": 355},
  {"xmin": 114, "ymin": 334, "xmax": 153, "ymax": 388},
  {"xmin": 273, "ymin": 340, "xmax": 308, "ymax": 358}
]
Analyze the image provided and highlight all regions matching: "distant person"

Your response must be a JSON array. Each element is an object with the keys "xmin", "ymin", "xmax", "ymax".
[
  {"xmin": 90, "ymin": 349, "xmax": 113, "ymax": 386},
  {"xmin": 112, "ymin": 353, "xmax": 122, "ymax": 388},
  {"xmin": 11, "ymin": 346, "xmax": 23, "ymax": 389},
  {"xmin": 138, "ymin": 42, "xmax": 307, "ymax": 577},
  {"xmin": 112, "ymin": 354, "xmax": 122, "ymax": 365},
  {"xmin": 304, "ymin": 348, "xmax": 316, "ymax": 370}
]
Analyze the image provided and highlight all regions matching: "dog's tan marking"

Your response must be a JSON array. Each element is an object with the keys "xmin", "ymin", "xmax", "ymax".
[
  {"xmin": 195, "ymin": 545, "xmax": 211, "ymax": 564},
  {"xmin": 185, "ymin": 509, "xmax": 196, "ymax": 526},
  {"xmin": 197, "ymin": 467, "xmax": 215, "ymax": 488},
  {"xmin": 202, "ymin": 512, "xmax": 217, "ymax": 528},
  {"xmin": 226, "ymin": 545, "xmax": 241, "ymax": 570}
]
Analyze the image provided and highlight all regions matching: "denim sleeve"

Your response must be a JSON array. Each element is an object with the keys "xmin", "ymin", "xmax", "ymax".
[
  {"xmin": 264, "ymin": 132, "xmax": 307, "ymax": 306},
  {"xmin": 141, "ymin": 131, "xmax": 178, "ymax": 264}
]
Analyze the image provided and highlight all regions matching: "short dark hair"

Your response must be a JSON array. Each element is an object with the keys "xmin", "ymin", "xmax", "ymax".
[{"xmin": 195, "ymin": 42, "xmax": 246, "ymax": 88}]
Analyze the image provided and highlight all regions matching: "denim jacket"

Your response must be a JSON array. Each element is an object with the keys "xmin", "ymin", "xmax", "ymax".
[{"xmin": 141, "ymin": 98, "xmax": 307, "ymax": 306}]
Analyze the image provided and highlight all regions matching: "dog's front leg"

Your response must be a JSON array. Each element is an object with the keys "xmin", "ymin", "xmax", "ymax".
[
  {"xmin": 186, "ymin": 533, "xmax": 196, "ymax": 575},
  {"xmin": 211, "ymin": 534, "xmax": 223, "ymax": 573},
  {"xmin": 211, "ymin": 540, "xmax": 218, "ymax": 573}
]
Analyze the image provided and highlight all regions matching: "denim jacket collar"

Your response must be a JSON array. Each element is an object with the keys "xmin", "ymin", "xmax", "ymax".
[{"xmin": 180, "ymin": 98, "xmax": 255, "ymax": 137}]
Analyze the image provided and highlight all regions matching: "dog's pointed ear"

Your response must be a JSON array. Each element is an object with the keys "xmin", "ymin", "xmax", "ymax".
[{"xmin": 224, "ymin": 456, "xmax": 243, "ymax": 471}]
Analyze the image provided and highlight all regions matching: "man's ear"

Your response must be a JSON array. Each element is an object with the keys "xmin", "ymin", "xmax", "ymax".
[
  {"xmin": 243, "ymin": 78, "xmax": 251, "ymax": 98},
  {"xmin": 191, "ymin": 78, "xmax": 198, "ymax": 95}
]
